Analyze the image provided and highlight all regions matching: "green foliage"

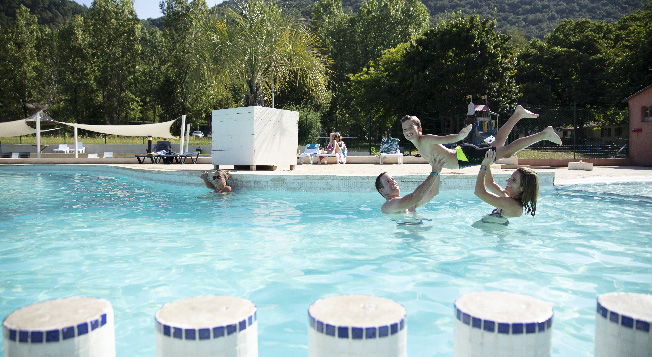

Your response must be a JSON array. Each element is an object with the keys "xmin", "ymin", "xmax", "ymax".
[
  {"xmin": 284, "ymin": 104, "xmax": 324, "ymax": 144},
  {"xmin": 0, "ymin": 5, "xmax": 43, "ymax": 118},
  {"xmin": 312, "ymin": 0, "xmax": 430, "ymax": 135},
  {"xmin": 200, "ymin": 0, "xmax": 330, "ymax": 107},
  {"xmin": 86, "ymin": 0, "xmax": 142, "ymax": 123},
  {"xmin": 516, "ymin": 13, "xmax": 652, "ymax": 112},
  {"xmin": 344, "ymin": 13, "xmax": 518, "ymax": 135},
  {"xmin": 159, "ymin": 0, "xmax": 221, "ymax": 125},
  {"xmin": 50, "ymin": 15, "xmax": 98, "ymax": 122},
  {"xmin": 0, "ymin": 0, "xmax": 87, "ymax": 28}
]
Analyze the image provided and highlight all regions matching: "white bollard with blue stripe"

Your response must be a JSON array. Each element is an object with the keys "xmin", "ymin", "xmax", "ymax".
[
  {"xmin": 308, "ymin": 295, "xmax": 407, "ymax": 357},
  {"xmin": 595, "ymin": 292, "xmax": 652, "ymax": 357},
  {"xmin": 3, "ymin": 297, "xmax": 115, "ymax": 356},
  {"xmin": 155, "ymin": 295, "xmax": 257, "ymax": 357},
  {"xmin": 454, "ymin": 291, "xmax": 553, "ymax": 357}
]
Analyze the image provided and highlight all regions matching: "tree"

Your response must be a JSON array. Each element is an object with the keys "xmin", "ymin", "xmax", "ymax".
[
  {"xmin": 516, "ymin": 17, "xmax": 644, "ymax": 109},
  {"xmin": 159, "ymin": 0, "xmax": 211, "ymax": 123},
  {"xmin": 133, "ymin": 24, "xmax": 164, "ymax": 122},
  {"xmin": 51, "ymin": 14, "xmax": 98, "ymax": 122},
  {"xmin": 86, "ymin": 0, "xmax": 142, "ymax": 124},
  {"xmin": 0, "ymin": 5, "xmax": 42, "ymax": 118},
  {"xmin": 311, "ymin": 0, "xmax": 429, "ymax": 133},
  {"xmin": 200, "ymin": 0, "xmax": 330, "ymax": 107},
  {"xmin": 607, "ymin": 9, "xmax": 652, "ymax": 103},
  {"xmin": 344, "ymin": 13, "xmax": 518, "ymax": 135}
]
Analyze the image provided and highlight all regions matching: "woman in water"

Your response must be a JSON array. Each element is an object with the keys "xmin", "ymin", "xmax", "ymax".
[
  {"xmin": 200, "ymin": 169, "xmax": 233, "ymax": 193},
  {"xmin": 474, "ymin": 150, "xmax": 538, "ymax": 223}
]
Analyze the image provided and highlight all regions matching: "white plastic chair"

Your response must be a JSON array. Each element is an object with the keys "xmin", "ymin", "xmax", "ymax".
[
  {"xmin": 53, "ymin": 144, "xmax": 70, "ymax": 153},
  {"xmin": 297, "ymin": 144, "xmax": 320, "ymax": 164},
  {"xmin": 73, "ymin": 142, "xmax": 85, "ymax": 153},
  {"xmin": 87, "ymin": 153, "xmax": 98, "ymax": 158},
  {"xmin": 379, "ymin": 138, "xmax": 403, "ymax": 164}
]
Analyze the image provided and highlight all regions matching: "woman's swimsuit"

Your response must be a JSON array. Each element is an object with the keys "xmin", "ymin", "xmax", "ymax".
[{"xmin": 481, "ymin": 208, "xmax": 509, "ymax": 225}]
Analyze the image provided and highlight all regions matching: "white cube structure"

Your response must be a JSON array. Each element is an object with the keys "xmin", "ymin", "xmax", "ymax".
[
  {"xmin": 155, "ymin": 295, "xmax": 257, "ymax": 357},
  {"xmin": 3, "ymin": 297, "xmax": 115, "ymax": 357},
  {"xmin": 211, "ymin": 106, "xmax": 299, "ymax": 170},
  {"xmin": 308, "ymin": 295, "xmax": 407, "ymax": 357},
  {"xmin": 454, "ymin": 291, "xmax": 553, "ymax": 357},
  {"xmin": 595, "ymin": 292, "xmax": 652, "ymax": 357}
]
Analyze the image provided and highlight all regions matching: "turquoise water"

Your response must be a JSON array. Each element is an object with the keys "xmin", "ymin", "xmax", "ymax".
[{"xmin": 1, "ymin": 166, "xmax": 651, "ymax": 356}]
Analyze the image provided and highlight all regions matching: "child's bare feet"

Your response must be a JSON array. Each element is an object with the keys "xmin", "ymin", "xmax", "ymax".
[
  {"xmin": 514, "ymin": 105, "xmax": 539, "ymax": 119},
  {"xmin": 543, "ymin": 126, "xmax": 562, "ymax": 145}
]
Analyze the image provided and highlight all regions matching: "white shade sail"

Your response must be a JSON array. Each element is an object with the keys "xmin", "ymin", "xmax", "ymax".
[
  {"xmin": 63, "ymin": 120, "xmax": 176, "ymax": 138},
  {"xmin": 0, "ymin": 119, "xmax": 37, "ymax": 137}
]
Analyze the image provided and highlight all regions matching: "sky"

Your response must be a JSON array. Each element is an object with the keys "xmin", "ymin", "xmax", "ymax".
[{"xmin": 72, "ymin": 0, "xmax": 224, "ymax": 20}]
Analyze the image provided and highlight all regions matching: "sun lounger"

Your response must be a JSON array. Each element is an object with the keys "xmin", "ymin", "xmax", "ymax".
[
  {"xmin": 135, "ymin": 154, "xmax": 157, "ymax": 164},
  {"xmin": 179, "ymin": 152, "xmax": 200, "ymax": 164},
  {"xmin": 53, "ymin": 144, "xmax": 70, "ymax": 153},
  {"xmin": 298, "ymin": 144, "xmax": 320, "ymax": 164}
]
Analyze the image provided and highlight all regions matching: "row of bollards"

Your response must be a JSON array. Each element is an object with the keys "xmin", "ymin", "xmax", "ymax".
[{"xmin": 3, "ymin": 292, "xmax": 651, "ymax": 356}]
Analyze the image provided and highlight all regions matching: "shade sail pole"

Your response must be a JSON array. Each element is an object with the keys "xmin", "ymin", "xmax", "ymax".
[
  {"xmin": 36, "ymin": 112, "xmax": 41, "ymax": 158},
  {"xmin": 185, "ymin": 124, "xmax": 190, "ymax": 153},
  {"xmin": 74, "ymin": 126, "xmax": 78, "ymax": 158},
  {"xmin": 179, "ymin": 115, "xmax": 186, "ymax": 154}
]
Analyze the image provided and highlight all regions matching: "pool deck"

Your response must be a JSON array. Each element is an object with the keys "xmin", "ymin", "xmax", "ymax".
[{"xmin": 4, "ymin": 160, "xmax": 652, "ymax": 191}]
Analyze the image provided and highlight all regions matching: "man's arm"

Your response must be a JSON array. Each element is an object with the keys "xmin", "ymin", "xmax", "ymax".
[
  {"xmin": 414, "ymin": 156, "xmax": 447, "ymax": 208},
  {"xmin": 381, "ymin": 175, "xmax": 437, "ymax": 214},
  {"xmin": 381, "ymin": 157, "xmax": 446, "ymax": 214}
]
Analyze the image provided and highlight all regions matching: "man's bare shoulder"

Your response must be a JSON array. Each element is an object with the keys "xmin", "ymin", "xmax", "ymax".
[{"xmin": 382, "ymin": 197, "xmax": 408, "ymax": 214}]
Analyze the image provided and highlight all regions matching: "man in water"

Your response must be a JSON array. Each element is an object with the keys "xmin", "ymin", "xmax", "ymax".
[{"xmin": 375, "ymin": 156, "xmax": 446, "ymax": 214}]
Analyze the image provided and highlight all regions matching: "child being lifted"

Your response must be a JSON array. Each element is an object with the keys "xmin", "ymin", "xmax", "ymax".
[{"xmin": 401, "ymin": 105, "xmax": 562, "ymax": 169}]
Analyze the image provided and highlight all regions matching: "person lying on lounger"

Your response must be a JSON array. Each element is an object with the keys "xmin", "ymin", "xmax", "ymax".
[{"xmin": 200, "ymin": 169, "xmax": 233, "ymax": 193}]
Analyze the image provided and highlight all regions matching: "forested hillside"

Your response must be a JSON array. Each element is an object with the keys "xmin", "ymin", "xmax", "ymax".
[
  {"xmin": 273, "ymin": 0, "xmax": 643, "ymax": 39},
  {"xmin": 0, "ymin": 0, "xmax": 87, "ymax": 28},
  {"xmin": 2, "ymin": 0, "xmax": 643, "ymax": 39}
]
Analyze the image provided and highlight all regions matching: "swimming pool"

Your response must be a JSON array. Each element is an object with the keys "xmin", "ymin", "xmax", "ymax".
[{"xmin": 1, "ymin": 166, "xmax": 651, "ymax": 356}]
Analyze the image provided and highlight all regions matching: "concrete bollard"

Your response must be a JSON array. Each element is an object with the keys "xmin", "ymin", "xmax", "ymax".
[
  {"xmin": 3, "ymin": 297, "xmax": 115, "ymax": 357},
  {"xmin": 595, "ymin": 292, "xmax": 652, "ymax": 357},
  {"xmin": 308, "ymin": 295, "xmax": 407, "ymax": 357},
  {"xmin": 454, "ymin": 291, "xmax": 553, "ymax": 357},
  {"xmin": 155, "ymin": 295, "xmax": 257, "ymax": 357}
]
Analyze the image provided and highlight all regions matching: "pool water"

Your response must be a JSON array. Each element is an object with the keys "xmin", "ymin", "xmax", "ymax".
[{"xmin": 1, "ymin": 166, "xmax": 651, "ymax": 356}]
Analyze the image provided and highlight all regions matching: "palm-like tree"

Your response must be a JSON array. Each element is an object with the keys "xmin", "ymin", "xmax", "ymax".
[{"xmin": 201, "ymin": 0, "xmax": 330, "ymax": 107}]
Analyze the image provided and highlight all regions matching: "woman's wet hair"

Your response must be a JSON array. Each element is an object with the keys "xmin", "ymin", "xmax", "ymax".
[{"xmin": 516, "ymin": 167, "xmax": 539, "ymax": 216}]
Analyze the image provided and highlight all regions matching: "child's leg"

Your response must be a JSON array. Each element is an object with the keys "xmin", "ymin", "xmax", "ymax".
[
  {"xmin": 495, "ymin": 126, "xmax": 562, "ymax": 158},
  {"xmin": 492, "ymin": 105, "xmax": 538, "ymax": 147}
]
